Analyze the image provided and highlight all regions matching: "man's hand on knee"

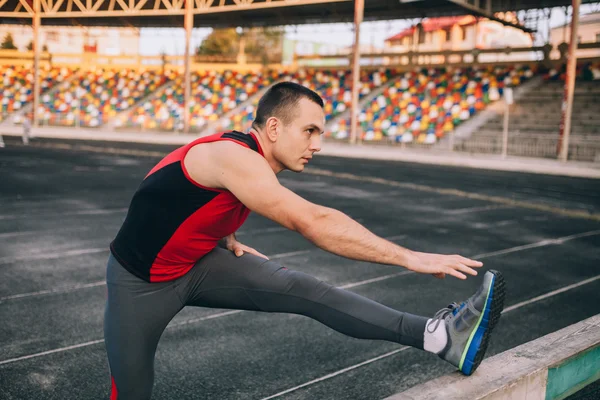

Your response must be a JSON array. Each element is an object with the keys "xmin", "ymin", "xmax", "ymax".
[{"xmin": 222, "ymin": 233, "xmax": 269, "ymax": 260}]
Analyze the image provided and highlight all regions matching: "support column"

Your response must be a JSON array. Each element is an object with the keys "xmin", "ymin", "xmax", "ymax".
[
  {"xmin": 558, "ymin": 0, "xmax": 580, "ymax": 162},
  {"xmin": 32, "ymin": 0, "xmax": 41, "ymax": 128},
  {"xmin": 183, "ymin": 0, "xmax": 193, "ymax": 134},
  {"xmin": 237, "ymin": 29, "xmax": 247, "ymax": 65},
  {"xmin": 349, "ymin": 0, "xmax": 364, "ymax": 144}
]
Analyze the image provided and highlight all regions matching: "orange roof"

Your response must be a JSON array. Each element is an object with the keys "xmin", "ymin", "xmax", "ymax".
[{"xmin": 385, "ymin": 16, "xmax": 476, "ymax": 42}]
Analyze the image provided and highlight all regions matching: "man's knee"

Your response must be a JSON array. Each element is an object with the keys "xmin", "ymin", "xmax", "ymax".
[{"xmin": 248, "ymin": 262, "xmax": 333, "ymax": 301}]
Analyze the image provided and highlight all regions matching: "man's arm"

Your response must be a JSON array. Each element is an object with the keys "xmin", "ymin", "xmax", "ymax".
[{"xmin": 186, "ymin": 142, "xmax": 481, "ymax": 279}]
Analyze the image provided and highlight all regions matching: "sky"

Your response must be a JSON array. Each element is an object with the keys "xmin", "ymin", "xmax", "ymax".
[{"xmin": 138, "ymin": 4, "xmax": 600, "ymax": 56}]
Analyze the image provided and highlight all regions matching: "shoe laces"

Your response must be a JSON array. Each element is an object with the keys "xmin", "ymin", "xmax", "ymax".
[{"xmin": 426, "ymin": 302, "xmax": 465, "ymax": 333}]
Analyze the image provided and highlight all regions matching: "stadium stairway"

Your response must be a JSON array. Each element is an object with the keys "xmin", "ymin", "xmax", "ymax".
[
  {"xmin": 0, "ymin": 69, "xmax": 80, "ymax": 128},
  {"xmin": 478, "ymin": 81, "xmax": 600, "ymax": 136},
  {"xmin": 453, "ymin": 79, "xmax": 600, "ymax": 161},
  {"xmin": 435, "ymin": 75, "xmax": 545, "ymax": 149},
  {"xmin": 104, "ymin": 78, "xmax": 176, "ymax": 131}
]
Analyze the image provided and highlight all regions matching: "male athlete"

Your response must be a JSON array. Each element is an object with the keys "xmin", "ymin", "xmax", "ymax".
[{"xmin": 105, "ymin": 82, "xmax": 505, "ymax": 399}]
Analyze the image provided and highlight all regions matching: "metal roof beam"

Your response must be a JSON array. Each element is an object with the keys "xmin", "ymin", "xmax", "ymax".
[{"xmin": 446, "ymin": 0, "xmax": 536, "ymax": 32}]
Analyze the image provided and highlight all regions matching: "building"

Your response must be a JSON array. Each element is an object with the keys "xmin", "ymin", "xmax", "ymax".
[
  {"xmin": 549, "ymin": 11, "xmax": 600, "ymax": 59},
  {"xmin": 0, "ymin": 25, "xmax": 140, "ymax": 56},
  {"xmin": 384, "ymin": 15, "xmax": 534, "ymax": 64}
]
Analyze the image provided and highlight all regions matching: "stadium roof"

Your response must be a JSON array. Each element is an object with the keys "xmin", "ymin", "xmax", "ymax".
[{"xmin": 0, "ymin": 0, "xmax": 597, "ymax": 28}]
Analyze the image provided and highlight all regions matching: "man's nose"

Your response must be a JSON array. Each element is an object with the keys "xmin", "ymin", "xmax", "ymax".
[{"xmin": 310, "ymin": 134, "xmax": 322, "ymax": 153}]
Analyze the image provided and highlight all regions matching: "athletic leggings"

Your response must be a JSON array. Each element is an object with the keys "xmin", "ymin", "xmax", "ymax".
[{"xmin": 104, "ymin": 247, "xmax": 429, "ymax": 399}]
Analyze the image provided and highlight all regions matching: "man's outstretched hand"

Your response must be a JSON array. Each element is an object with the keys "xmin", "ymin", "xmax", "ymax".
[{"xmin": 405, "ymin": 251, "xmax": 483, "ymax": 280}]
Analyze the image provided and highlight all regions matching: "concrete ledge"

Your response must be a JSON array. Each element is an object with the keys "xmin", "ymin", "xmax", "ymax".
[{"xmin": 384, "ymin": 314, "xmax": 600, "ymax": 400}]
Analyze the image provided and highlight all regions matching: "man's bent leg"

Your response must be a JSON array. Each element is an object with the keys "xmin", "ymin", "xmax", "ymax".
[
  {"xmin": 182, "ymin": 248, "xmax": 428, "ymax": 349},
  {"xmin": 104, "ymin": 254, "xmax": 184, "ymax": 399}
]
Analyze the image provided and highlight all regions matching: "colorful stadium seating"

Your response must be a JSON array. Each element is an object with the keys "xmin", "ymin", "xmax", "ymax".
[
  {"xmin": 117, "ymin": 69, "xmax": 282, "ymax": 132},
  {"xmin": 0, "ymin": 64, "xmax": 561, "ymax": 144},
  {"xmin": 329, "ymin": 65, "xmax": 535, "ymax": 143},
  {"xmin": 0, "ymin": 65, "xmax": 74, "ymax": 122},
  {"xmin": 39, "ymin": 68, "xmax": 169, "ymax": 127}
]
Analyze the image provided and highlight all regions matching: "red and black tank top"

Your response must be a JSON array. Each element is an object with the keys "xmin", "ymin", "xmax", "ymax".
[{"xmin": 110, "ymin": 131, "xmax": 263, "ymax": 282}]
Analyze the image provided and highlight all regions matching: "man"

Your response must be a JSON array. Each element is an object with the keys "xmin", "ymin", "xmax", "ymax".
[{"xmin": 105, "ymin": 82, "xmax": 505, "ymax": 399}]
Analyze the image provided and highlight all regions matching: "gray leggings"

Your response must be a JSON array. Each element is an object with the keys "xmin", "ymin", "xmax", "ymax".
[{"xmin": 104, "ymin": 247, "xmax": 428, "ymax": 399}]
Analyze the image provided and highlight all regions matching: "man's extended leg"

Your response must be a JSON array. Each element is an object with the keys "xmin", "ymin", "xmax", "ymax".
[
  {"xmin": 180, "ymin": 247, "xmax": 429, "ymax": 349},
  {"xmin": 104, "ymin": 254, "xmax": 184, "ymax": 399},
  {"xmin": 180, "ymin": 248, "xmax": 505, "ymax": 375}
]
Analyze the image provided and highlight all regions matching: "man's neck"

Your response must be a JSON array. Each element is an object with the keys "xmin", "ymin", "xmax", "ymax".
[{"xmin": 248, "ymin": 128, "xmax": 285, "ymax": 175}]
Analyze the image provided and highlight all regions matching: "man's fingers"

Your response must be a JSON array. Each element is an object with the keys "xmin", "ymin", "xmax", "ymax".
[
  {"xmin": 459, "ymin": 256, "xmax": 483, "ymax": 267},
  {"xmin": 241, "ymin": 245, "xmax": 269, "ymax": 260},
  {"xmin": 446, "ymin": 268, "xmax": 467, "ymax": 280},
  {"xmin": 455, "ymin": 262, "xmax": 478, "ymax": 276}
]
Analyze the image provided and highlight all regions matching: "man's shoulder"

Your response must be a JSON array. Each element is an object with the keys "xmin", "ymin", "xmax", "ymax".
[{"xmin": 186, "ymin": 139, "xmax": 264, "ymax": 174}]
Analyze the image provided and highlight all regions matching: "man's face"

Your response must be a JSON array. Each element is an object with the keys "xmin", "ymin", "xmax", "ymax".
[{"xmin": 272, "ymin": 97, "xmax": 325, "ymax": 173}]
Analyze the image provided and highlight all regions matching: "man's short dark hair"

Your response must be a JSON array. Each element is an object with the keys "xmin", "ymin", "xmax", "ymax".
[{"xmin": 252, "ymin": 81, "xmax": 324, "ymax": 130}]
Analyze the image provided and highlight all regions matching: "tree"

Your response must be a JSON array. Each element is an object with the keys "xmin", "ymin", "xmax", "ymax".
[
  {"xmin": 196, "ymin": 28, "xmax": 239, "ymax": 57},
  {"xmin": 26, "ymin": 40, "xmax": 48, "ymax": 52},
  {"xmin": 196, "ymin": 27, "xmax": 284, "ymax": 65},
  {"xmin": 245, "ymin": 27, "xmax": 284, "ymax": 66},
  {"xmin": 1, "ymin": 33, "xmax": 18, "ymax": 50}
]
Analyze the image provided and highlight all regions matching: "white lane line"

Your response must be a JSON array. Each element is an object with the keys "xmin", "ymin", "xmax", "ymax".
[
  {"xmin": 0, "ymin": 339, "xmax": 105, "ymax": 366},
  {"xmin": 384, "ymin": 234, "xmax": 407, "ymax": 242},
  {"xmin": 502, "ymin": 274, "xmax": 600, "ymax": 313},
  {"xmin": 259, "ymin": 348, "xmax": 411, "ymax": 400},
  {"xmin": 258, "ymin": 274, "xmax": 600, "ymax": 399},
  {"xmin": 0, "ymin": 208, "xmax": 128, "ymax": 220},
  {"xmin": 237, "ymin": 227, "xmax": 288, "ymax": 236},
  {"xmin": 471, "ymin": 229, "xmax": 600, "ymax": 260},
  {"xmin": 171, "ymin": 310, "xmax": 244, "ymax": 327},
  {"xmin": 445, "ymin": 205, "xmax": 513, "ymax": 215},
  {"xmin": 0, "ymin": 281, "xmax": 106, "ymax": 302},
  {"xmin": 0, "ymin": 248, "xmax": 107, "ymax": 265},
  {"xmin": 0, "ymin": 227, "xmax": 91, "ymax": 239},
  {"xmin": 270, "ymin": 250, "xmax": 313, "ymax": 259},
  {"xmin": 338, "ymin": 271, "xmax": 413, "ymax": 290},
  {"xmin": 0, "ymin": 230, "xmax": 46, "ymax": 239}
]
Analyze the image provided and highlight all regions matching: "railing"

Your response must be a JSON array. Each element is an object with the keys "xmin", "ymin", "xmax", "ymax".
[
  {"xmin": 323, "ymin": 132, "xmax": 600, "ymax": 163},
  {"xmin": 3, "ymin": 42, "xmax": 600, "ymax": 71},
  {"xmin": 0, "ymin": 49, "xmax": 281, "ymax": 72},
  {"xmin": 295, "ymin": 42, "xmax": 600, "ymax": 68},
  {"xmin": 453, "ymin": 133, "xmax": 600, "ymax": 162}
]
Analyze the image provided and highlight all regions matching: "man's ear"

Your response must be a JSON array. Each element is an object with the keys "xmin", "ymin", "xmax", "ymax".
[{"xmin": 265, "ymin": 117, "xmax": 280, "ymax": 142}]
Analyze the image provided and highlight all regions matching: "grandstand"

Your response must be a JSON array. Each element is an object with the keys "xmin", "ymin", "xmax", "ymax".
[{"xmin": 1, "ymin": 60, "xmax": 598, "ymax": 158}]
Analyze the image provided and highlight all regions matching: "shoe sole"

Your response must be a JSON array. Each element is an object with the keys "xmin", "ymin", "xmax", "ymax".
[{"xmin": 459, "ymin": 269, "xmax": 505, "ymax": 376}]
